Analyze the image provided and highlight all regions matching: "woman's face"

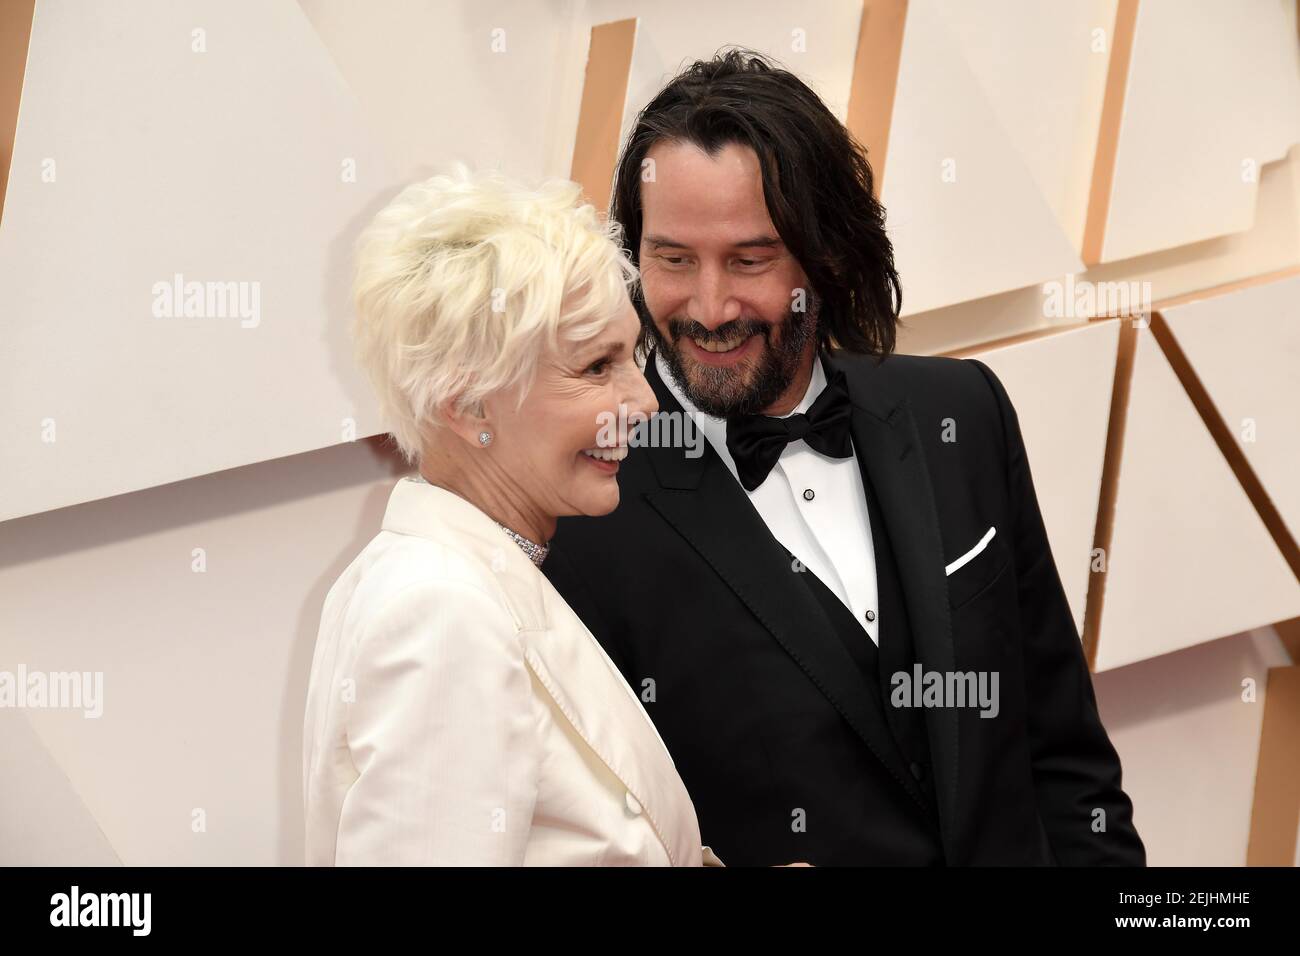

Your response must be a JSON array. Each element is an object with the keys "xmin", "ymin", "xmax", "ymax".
[{"xmin": 486, "ymin": 298, "xmax": 657, "ymax": 521}]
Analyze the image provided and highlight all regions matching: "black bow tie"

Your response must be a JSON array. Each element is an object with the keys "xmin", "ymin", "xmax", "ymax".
[{"xmin": 725, "ymin": 367, "xmax": 854, "ymax": 492}]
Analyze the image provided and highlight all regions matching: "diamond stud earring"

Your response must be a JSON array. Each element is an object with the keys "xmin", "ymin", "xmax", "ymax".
[{"xmin": 478, "ymin": 431, "xmax": 493, "ymax": 447}]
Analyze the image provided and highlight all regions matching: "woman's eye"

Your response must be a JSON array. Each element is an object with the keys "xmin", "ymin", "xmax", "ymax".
[{"xmin": 586, "ymin": 359, "xmax": 610, "ymax": 375}]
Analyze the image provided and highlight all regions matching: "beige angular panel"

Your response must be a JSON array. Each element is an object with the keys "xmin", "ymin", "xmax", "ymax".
[
  {"xmin": 1081, "ymin": 145, "xmax": 1300, "ymax": 305},
  {"xmin": 907, "ymin": 144, "xmax": 1300, "ymax": 359},
  {"xmin": 297, "ymin": 0, "xmax": 584, "ymax": 184},
  {"xmin": 898, "ymin": 285, "xmax": 1055, "ymax": 357},
  {"xmin": 1100, "ymin": 0, "xmax": 1300, "ymax": 262},
  {"xmin": 589, "ymin": 0, "xmax": 865, "ymax": 134},
  {"xmin": 0, "ymin": 437, "xmax": 406, "ymax": 865},
  {"xmin": 0, "ymin": 0, "xmax": 399, "ymax": 522},
  {"xmin": 936, "ymin": 0, "xmax": 1117, "ymax": 254},
  {"xmin": 1095, "ymin": 626, "xmax": 1292, "ymax": 865},
  {"xmin": 0, "ymin": 709, "xmax": 121, "ymax": 865},
  {"xmin": 882, "ymin": 0, "xmax": 1084, "ymax": 315},
  {"xmin": 1160, "ymin": 274, "xmax": 1300, "ymax": 549},
  {"xmin": 954, "ymin": 321, "xmax": 1119, "ymax": 637},
  {"xmin": 1094, "ymin": 327, "xmax": 1300, "ymax": 672}
]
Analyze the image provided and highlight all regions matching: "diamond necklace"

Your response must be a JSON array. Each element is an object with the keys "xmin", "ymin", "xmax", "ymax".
[
  {"xmin": 493, "ymin": 523, "xmax": 549, "ymax": 567},
  {"xmin": 408, "ymin": 475, "xmax": 549, "ymax": 567}
]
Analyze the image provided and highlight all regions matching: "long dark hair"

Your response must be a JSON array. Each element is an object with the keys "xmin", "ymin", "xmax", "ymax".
[{"xmin": 610, "ymin": 48, "xmax": 902, "ymax": 358}]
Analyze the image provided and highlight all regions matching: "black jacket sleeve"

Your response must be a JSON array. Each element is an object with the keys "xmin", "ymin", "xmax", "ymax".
[{"xmin": 969, "ymin": 358, "xmax": 1146, "ymax": 866}]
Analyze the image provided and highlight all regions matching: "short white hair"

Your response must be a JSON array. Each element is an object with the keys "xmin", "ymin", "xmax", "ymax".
[{"xmin": 351, "ymin": 165, "xmax": 637, "ymax": 465}]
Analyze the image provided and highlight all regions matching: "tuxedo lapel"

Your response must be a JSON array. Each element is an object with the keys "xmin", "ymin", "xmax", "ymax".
[
  {"xmin": 827, "ymin": 350, "xmax": 960, "ymax": 852},
  {"xmin": 640, "ymin": 352, "xmax": 930, "ymax": 813}
]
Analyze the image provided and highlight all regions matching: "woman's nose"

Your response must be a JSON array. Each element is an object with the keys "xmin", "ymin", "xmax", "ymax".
[{"xmin": 628, "ymin": 365, "xmax": 659, "ymax": 420}]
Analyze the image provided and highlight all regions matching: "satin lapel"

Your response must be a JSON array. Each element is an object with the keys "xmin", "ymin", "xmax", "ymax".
[
  {"xmin": 641, "ymin": 352, "xmax": 929, "ymax": 812},
  {"xmin": 829, "ymin": 351, "xmax": 960, "ymax": 852},
  {"xmin": 521, "ymin": 589, "xmax": 702, "ymax": 867}
]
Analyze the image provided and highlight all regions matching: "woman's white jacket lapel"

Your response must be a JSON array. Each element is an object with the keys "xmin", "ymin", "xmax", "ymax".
[{"xmin": 372, "ymin": 477, "xmax": 716, "ymax": 866}]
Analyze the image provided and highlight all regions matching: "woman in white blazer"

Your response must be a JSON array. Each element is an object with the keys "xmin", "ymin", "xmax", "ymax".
[{"xmin": 302, "ymin": 167, "xmax": 721, "ymax": 866}]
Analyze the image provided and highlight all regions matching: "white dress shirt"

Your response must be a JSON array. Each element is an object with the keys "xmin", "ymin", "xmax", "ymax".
[{"xmin": 656, "ymin": 350, "xmax": 881, "ymax": 644}]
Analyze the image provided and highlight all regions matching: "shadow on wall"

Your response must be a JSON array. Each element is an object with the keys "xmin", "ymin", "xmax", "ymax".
[{"xmin": 0, "ymin": 434, "xmax": 408, "ymax": 865}]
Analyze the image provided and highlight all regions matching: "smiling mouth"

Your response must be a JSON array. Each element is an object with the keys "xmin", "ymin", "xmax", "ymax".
[
  {"xmin": 581, "ymin": 446, "xmax": 629, "ymax": 462},
  {"xmin": 689, "ymin": 332, "xmax": 754, "ymax": 353}
]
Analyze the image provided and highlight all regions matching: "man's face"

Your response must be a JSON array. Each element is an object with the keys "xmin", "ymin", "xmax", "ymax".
[{"xmin": 637, "ymin": 139, "xmax": 818, "ymax": 418}]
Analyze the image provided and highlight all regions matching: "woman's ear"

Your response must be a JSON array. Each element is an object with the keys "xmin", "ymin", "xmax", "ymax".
[{"xmin": 437, "ymin": 395, "xmax": 492, "ymax": 449}]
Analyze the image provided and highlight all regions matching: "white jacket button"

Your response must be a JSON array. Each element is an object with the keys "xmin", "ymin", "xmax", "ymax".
[{"xmin": 624, "ymin": 791, "xmax": 643, "ymax": 816}]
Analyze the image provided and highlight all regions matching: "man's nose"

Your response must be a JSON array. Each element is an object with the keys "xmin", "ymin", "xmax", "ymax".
[{"xmin": 689, "ymin": 264, "xmax": 742, "ymax": 331}]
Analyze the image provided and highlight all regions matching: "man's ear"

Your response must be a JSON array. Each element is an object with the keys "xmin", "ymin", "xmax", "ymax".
[{"xmin": 437, "ymin": 394, "xmax": 491, "ymax": 449}]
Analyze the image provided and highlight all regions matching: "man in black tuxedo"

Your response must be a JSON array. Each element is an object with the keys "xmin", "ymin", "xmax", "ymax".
[{"xmin": 544, "ymin": 50, "xmax": 1144, "ymax": 866}]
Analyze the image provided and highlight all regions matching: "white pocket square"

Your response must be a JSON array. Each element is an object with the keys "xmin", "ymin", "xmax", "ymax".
[{"xmin": 945, "ymin": 526, "xmax": 996, "ymax": 576}]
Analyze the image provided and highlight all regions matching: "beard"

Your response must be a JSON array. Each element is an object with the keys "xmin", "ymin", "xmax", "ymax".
[{"xmin": 649, "ymin": 302, "xmax": 819, "ymax": 418}]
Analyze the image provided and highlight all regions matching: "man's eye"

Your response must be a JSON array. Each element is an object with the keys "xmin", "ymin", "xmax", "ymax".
[{"xmin": 661, "ymin": 255, "xmax": 688, "ymax": 266}]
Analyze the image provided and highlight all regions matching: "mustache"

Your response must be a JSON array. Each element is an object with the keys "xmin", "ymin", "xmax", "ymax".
[{"xmin": 666, "ymin": 316, "xmax": 771, "ymax": 344}]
